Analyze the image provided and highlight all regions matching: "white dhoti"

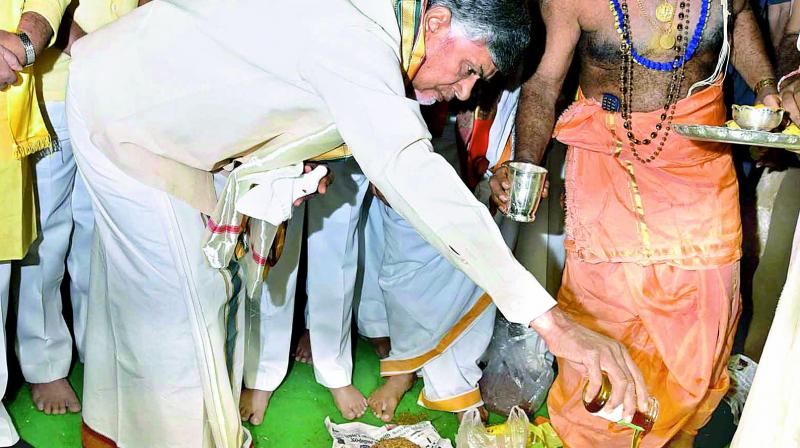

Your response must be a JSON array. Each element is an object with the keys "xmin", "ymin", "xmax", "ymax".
[
  {"xmin": 731, "ymin": 215, "xmax": 800, "ymax": 447},
  {"xmin": 69, "ymin": 98, "xmax": 249, "ymax": 448},
  {"xmin": 0, "ymin": 263, "xmax": 19, "ymax": 446},
  {"xmin": 378, "ymin": 204, "xmax": 496, "ymax": 413},
  {"xmin": 305, "ymin": 158, "xmax": 370, "ymax": 388},
  {"xmin": 243, "ymin": 205, "xmax": 304, "ymax": 392},
  {"xmin": 356, "ymin": 195, "xmax": 388, "ymax": 339},
  {"xmin": 15, "ymin": 100, "xmax": 91, "ymax": 385}
]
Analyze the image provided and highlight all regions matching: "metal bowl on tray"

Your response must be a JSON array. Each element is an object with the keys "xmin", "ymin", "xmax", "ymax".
[{"xmin": 732, "ymin": 105, "xmax": 785, "ymax": 131}]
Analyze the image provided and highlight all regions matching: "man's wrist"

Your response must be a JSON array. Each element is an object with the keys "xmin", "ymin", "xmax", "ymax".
[
  {"xmin": 754, "ymin": 78, "xmax": 778, "ymax": 100},
  {"xmin": 16, "ymin": 32, "xmax": 35, "ymax": 67},
  {"xmin": 529, "ymin": 307, "xmax": 563, "ymax": 341}
]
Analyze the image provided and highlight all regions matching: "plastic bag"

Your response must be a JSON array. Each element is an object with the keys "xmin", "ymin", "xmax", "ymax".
[
  {"xmin": 479, "ymin": 315, "xmax": 555, "ymax": 416},
  {"xmin": 456, "ymin": 406, "xmax": 529, "ymax": 448},
  {"xmin": 325, "ymin": 417, "xmax": 453, "ymax": 448}
]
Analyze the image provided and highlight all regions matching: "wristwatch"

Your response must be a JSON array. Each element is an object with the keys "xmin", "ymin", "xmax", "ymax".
[{"xmin": 16, "ymin": 32, "xmax": 35, "ymax": 68}]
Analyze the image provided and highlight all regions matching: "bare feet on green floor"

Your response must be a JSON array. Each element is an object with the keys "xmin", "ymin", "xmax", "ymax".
[
  {"xmin": 367, "ymin": 373, "xmax": 415, "ymax": 422},
  {"xmin": 365, "ymin": 337, "xmax": 391, "ymax": 359},
  {"xmin": 239, "ymin": 388, "xmax": 273, "ymax": 425},
  {"xmin": 294, "ymin": 330, "xmax": 313, "ymax": 364},
  {"xmin": 456, "ymin": 406, "xmax": 488, "ymax": 423},
  {"xmin": 330, "ymin": 385, "xmax": 368, "ymax": 420},
  {"xmin": 667, "ymin": 431, "xmax": 695, "ymax": 448},
  {"xmin": 30, "ymin": 378, "xmax": 81, "ymax": 415}
]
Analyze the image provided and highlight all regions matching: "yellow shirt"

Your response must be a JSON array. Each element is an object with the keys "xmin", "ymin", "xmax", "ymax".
[{"xmin": 39, "ymin": 0, "xmax": 138, "ymax": 102}]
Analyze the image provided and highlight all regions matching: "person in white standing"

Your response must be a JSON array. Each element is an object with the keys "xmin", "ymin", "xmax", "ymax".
[
  {"xmin": 1, "ymin": 1, "xmax": 68, "ymax": 444},
  {"xmin": 14, "ymin": 0, "xmax": 146, "ymax": 417}
]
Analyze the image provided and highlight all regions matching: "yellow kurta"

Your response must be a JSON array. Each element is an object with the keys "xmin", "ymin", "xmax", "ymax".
[{"xmin": 0, "ymin": 0, "xmax": 69, "ymax": 261}]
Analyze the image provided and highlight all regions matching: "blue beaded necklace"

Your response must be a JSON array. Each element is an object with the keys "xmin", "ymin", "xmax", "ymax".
[{"xmin": 609, "ymin": 0, "xmax": 710, "ymax": 71}]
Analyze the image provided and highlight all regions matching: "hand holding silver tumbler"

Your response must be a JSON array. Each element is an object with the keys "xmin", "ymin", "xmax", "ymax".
[{"xmin": 504, "ymin": 161, "xmax": 547, "ymax": 223}]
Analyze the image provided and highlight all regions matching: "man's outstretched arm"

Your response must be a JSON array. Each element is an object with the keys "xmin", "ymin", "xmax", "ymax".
[{"xmin": 301, "ymin": 26, "xmax": 649, "ymax": 419}]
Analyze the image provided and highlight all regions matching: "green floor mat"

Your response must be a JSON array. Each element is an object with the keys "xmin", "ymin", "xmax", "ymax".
[{"xmin": 7, "ymin": 340, "xmax": 531, "ymax": 447}]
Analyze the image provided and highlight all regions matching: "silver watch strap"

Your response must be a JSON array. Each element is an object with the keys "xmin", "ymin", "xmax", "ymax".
[{"xmin": 16, "ymin": 32, "xmax": 35, "ymax": 68}]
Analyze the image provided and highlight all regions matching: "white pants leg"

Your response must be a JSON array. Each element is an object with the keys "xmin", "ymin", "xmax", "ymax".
[
  {"xmin": 69, "ymin": 97, "xmax": 247, "ymax": 448},
  {"xmin": 15, "ymin": 100, "xmax": 77, "ymax": 384},
  {"xmin": 66, "ymin": 164, "xmax": 93, "ymax": 362},
  {"xmin": 243, "ymin": 205, "xmax": 304, "ymax": 392},
  {"xmin": 306, "ymin": 158, "xmax": 369, "ymax": 389},
  {"xmin": 356, "ymin": 195, "xmax": 388, "ymax": 339},
  {"xmin": 0, "ymin": 264, "xmax": 20, "ymax": 447}
]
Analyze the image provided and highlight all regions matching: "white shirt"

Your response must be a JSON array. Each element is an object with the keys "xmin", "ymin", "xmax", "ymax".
[{"xmin": 67, "ymin": 0, "xmax": 556, "ymax": 325}]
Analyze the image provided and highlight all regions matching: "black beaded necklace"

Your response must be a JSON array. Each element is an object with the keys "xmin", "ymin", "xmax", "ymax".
[{"xmin": 617, "ymin": 0, "xmax": 693, "ymax": 163}]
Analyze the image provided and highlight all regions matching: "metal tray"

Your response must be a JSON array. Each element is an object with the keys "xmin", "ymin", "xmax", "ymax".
[{"xmin": 673, "ymin": 124, "xmax": 800, "ymax": 153}]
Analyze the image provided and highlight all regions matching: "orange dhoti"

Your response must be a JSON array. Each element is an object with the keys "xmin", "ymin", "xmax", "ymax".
[{"xmin": 548, "ymin": 83, "xmax": 742, "ymax": 447}]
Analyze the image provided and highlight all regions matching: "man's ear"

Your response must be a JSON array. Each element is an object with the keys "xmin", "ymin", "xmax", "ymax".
[{"xmin": 424, "ymin": 5, "xmax": 453, "ymax": 36}]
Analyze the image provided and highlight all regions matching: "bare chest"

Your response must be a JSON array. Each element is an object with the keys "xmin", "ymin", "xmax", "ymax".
[{"xmin": 575, "ymin": 0, "xmax": 726, "ymax": 109}]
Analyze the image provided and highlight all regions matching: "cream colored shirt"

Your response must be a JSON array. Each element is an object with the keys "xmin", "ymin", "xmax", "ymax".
[{"xmin": 67, "ymin": 0, "xmax": 556, "ymax": 325}]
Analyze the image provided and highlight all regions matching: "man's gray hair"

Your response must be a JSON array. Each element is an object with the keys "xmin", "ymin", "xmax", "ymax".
[{"xmin": 428, "ymin": 0, "xmax": 531, "ymax": 74}]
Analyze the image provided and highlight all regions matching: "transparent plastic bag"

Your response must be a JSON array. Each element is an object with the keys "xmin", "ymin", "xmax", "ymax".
[
  {"xmin": 456, "ymin": 406, "xmax": 529, "ymax": 448},
  {"xmin": 479, "ymin": 315, "xmax": 555, "ymax": 416}
]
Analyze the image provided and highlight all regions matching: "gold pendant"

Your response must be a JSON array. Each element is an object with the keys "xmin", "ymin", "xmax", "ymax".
[
  {"xmin": 659, "ymin": 33, "xmax": 676, "ymax": 49},
  {"xmin": 655, "ymin": 1, "xmax": 675, "ymax": 22}
]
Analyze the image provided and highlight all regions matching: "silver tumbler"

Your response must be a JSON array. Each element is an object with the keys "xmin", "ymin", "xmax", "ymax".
[{"xmin": 504, "ymin": 161, "xmax": 547, "ymax": 223}]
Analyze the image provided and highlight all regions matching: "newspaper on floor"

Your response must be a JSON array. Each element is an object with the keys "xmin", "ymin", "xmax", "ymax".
[{"xmin": 325, "ymin": 417, "xmax": 454, "ymax": 448}]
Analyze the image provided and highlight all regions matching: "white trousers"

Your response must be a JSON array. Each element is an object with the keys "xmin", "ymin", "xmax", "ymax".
[
  {"xmin": 69, "ymin": 97, "xmax": 248, "ymax": 448},
  {"xmin": 244, "ymin": 159, "xmax": 389, "ymax": 391},
  {"xmin": 355, "ymin": 195, "xmax": 388, "ymax": 339},
  {"xmin": 305, "ymin": 158, "xmax": 370, "ymax": 388},
  {"xmin": 0, "ymin": 264, "xmax": 19, "ymax": 447},
  {"xmin": 15, "ymin": 100, "xmax": 91, "ymax": 384},
  {"xmin": 243, "ymin": 205, "xmax": 304, "ymax": 392}
]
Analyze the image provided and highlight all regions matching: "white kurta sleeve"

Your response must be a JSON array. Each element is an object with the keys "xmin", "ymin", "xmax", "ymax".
[{"xmin": 298, "ymin": 27, "xmax": 556, "ymax": 325}]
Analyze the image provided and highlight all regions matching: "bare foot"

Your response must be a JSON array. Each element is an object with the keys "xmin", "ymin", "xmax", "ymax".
[
  {"xmin": 239, "ymin": 388, "xmax": 273, "ymax": 425},
  {"xmin": 365, "ymin": 337, "xmax": 391, "ymax": 359},
  {"xmin": 30, "ymin": 378, "xmax": 81, "ymax": 415},
  {"xmin": 294, "ymin": 330, "xmax": 313, "ymax": 364},
  {"xmin": 667, "ymin": 431, "xmax": 695, "ymax": 448},
  {"xmin": 456, "ymin": 406, "xmax": 488, "ymax": 423},
  {"xmin": 367, "ymin": 374, "xmax": 415, "ymax": 422},
  {"xmin": 330, "ymin": 385, "xmax": 368, "ymax": 420}
]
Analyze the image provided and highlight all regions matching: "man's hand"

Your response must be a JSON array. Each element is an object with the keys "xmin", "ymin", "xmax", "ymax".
[
  {"xmin": 489, "ymin": 165, "xmax": 511, "ymax": 214},
  {"xmin": 64, "ymin": 21, "xmax": 87, "ymax": 57},
  {"xmin": 370, "ymin": 183, "xmax": 390, "ymax": 207},
  {"xmin": 531, "ymin": 307, "xmax": 649, "ymax": 420},
  {"xmin": 757, "ymin": 91, "xmax": 782, "ymax": 110},
  {"xmin": 489, "ymin": 163, "xmax": 549, "ymax": 215},
  {"xmin": 781, "ymin": 78, "xmax": 800, "ymax": 124},
  {"xmin": 0, "ymin": 45, "xmax": 22, "ymax": 90},
  {"xmin": 292, "ymin": 162, "xmax": 334, "ymax": 206}
]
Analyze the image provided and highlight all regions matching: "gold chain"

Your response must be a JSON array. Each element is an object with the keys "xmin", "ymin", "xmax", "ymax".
[{"xmin": 633, "ymin": 0, "xmax": 673, "ymax": 33}]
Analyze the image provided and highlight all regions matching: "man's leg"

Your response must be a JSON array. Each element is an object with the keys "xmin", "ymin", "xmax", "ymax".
[
  {"xmin": 0, "ymin": 264, "xmax": 21, "ymax": 446},
  {"xmin": 369, "ymin": 203, "xmax": 494, "ymax": 422},
  {"xmin": 66, "ymin": 164, "xmax": 93, "ymax": 363},
  {"xmin": 70, "ymin": 101, "xmax": 247, "ymax": 448},
  {"xmin": 548, "ymin": 256, "xmax": 739, "ymax": 448},
  {"xmin": 745, "ymin": 167, "xmax": 800, "ymax": 361},
  {"xmin": 15, "ymin": 100, "xmax": 80, "ymax": 415},
  {"xmin": 241, "ymin": 206, "xmax": 304, "ymax": 425},
  {"xmin": 416, "ymin": 306, "xmax": 495, "ymax": 419},
  {"xmin": 306, "ymin": 158, "xmax": 369, "ymax": 419},
  {"xmin": 356, "ymin": 195, "xmax": 390, "ymax": 357}
]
